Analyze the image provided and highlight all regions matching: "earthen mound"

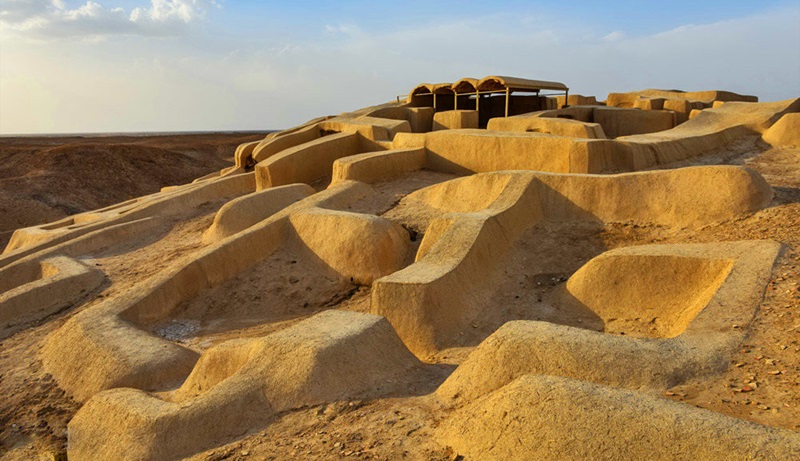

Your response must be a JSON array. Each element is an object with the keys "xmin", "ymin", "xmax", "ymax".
[
  {"xmin": 437, "ymin": 374, "xmax": 800, "ymax": 460},
  {"xmin": 762, "ymin": 112, "xmax": 800, "ymax": 147},
  {"xmin": 67, "ymin": 310, "xmax": 421, "ymax": 461},
  {"xmin": 0, "ymin": 133, "xmax": 265, "ymax": 247}
]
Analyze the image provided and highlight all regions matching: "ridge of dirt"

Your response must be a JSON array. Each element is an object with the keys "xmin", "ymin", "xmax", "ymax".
[{"xmin": 0, "ymin": 133, "xmax": 269, "ymax": 248}]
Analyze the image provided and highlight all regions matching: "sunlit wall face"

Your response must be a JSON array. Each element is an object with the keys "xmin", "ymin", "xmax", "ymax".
[{"xmin": 1, "ymin": 0, "xmax": 799, "ymax": 135}]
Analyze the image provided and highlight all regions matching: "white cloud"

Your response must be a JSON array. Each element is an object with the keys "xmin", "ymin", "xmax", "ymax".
[
  {"xmin": 602, "ymin": 30, "xmax": 625, "ymax": 42},
  {"xmin": 0, "ymin": 0, "xmax": 219, "ymax": 38},
  {"xmin": 323, "ymin": 23, "xmax": 364, "ymax": 39},
  {"xmin": 131, "ymin": 0, "xmax": 217, "ymax": 24},
  {"xmin": 0, "ymin": 0, "xmax": 50, "ymax": 19},
  {"xmin": 1, "ymin": 4, "xmax": 798, "ymax": 134}
]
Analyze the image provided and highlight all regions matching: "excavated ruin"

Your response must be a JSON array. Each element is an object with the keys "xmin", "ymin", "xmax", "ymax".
[{"xmin": 2, "ymin": 77, "xmax": 800, "ymax": 460}]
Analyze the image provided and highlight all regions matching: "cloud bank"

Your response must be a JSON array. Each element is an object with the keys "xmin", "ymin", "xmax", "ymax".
[
  {"xmin": 1, "ymin": 2, "xmax": 798, "ymax": 134},
  {"xmin": 0, "ymin": 0, "xmax": 218, "ymax": 38}
]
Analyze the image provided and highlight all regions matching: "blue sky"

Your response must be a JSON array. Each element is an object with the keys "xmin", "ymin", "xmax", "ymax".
[{"xmin": 1, "ymin": 0, "xmax": 799, "ymax": 134}]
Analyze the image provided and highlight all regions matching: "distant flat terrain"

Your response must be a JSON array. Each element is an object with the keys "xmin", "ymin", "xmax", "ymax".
[{"xmin": 0, "ymin": 132, "xmax": 270, "ymax": 247}]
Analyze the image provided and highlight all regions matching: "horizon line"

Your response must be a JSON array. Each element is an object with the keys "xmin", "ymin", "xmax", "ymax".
[{"xmin": 0, "ymin": 129, "xmax": 279, "ymax": 138}]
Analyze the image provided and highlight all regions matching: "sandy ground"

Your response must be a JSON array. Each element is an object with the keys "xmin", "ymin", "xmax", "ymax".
[
  {"xmin": 0, "ymin": 132, "xmax": 269, "ymax": 248},
  {"xmin": 0, "ymin": 135, "xmax": 798, "ymax": 460}
]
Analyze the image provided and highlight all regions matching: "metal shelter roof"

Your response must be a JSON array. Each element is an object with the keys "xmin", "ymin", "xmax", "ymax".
[
  {"xmin": 409, "ymin": 76, "xmax": 568, "ymax": 100},
  {"xmin": 476, "ymin": 76, "xmax": 568, "ymax": 92}
]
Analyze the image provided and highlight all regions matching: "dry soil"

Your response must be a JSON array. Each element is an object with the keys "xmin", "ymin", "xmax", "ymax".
[{"xmin": 0, "ymin": 135, "xmax": 798, "ymax": 460}]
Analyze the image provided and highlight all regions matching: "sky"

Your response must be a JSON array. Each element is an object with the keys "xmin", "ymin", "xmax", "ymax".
[{"xmin": 1, "ymin": 0, "xmax": 799, "ymax": 134}]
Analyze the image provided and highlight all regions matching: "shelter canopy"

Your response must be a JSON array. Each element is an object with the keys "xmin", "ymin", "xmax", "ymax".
[
  {"xmin": 411, "ymin": 82, "xmax": 455, "ymax": 96},
  {"xmin": 476, "ymin": 76, "xmax": 568, "ymax": 93},
  {"xmin": 406, "ymin": 75, "xmax": 569, "ymax": 119},
  {"xmin": 452, "ymin": 78, "xmax": 480, "ymax": 94},
  {"xmin": 409, "ymin": 75, "xmax": 568, "ymax": 99}
]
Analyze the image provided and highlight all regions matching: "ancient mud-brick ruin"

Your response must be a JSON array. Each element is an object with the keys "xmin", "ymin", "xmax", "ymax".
[{"xmin": 2, "ymin": 76, "xmax": 800, "ymax": 460}]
